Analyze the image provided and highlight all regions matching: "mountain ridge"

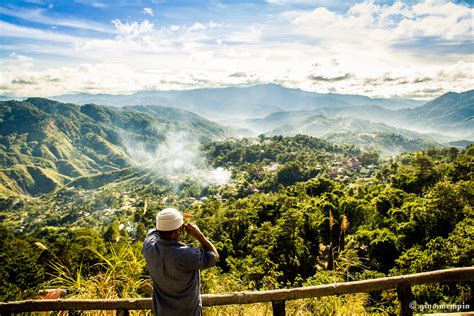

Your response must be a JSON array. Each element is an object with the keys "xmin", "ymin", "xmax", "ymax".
[
  {"xmin": 1, "ymin": 88, "xmax": 472, "ymax": 197},
  {"xmin": 233, "ymin": 89, "xmax": 473, "ymax": 141},
  {"xmin": 0, "ymin": 98, "xmax": 227, "ymax": 197},
  {"xmin": 50, "ymin": 84, "xmax": 425, "ymax": 120}
]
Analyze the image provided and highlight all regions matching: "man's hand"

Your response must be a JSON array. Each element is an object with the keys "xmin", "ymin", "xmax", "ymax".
[
  {"xmin": 184, "ymin": 223, "xmax": 220, "ymax": 261},
  {"xmin": 184, "ymin": 222, "xmax": 203, "ymax": 239}
]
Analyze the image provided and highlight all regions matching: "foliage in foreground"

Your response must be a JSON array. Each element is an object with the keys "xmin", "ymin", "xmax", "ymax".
[{"xmin": 0, "ymin": 139, "xmax": 472, "ymax": 314}]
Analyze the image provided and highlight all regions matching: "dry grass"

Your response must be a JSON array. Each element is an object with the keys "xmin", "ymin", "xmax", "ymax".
[
  {"xmin": 203, "ymin": 294, "xmax": 370, "ymax": 315},
  {"xmin": 48, "ymin": 242, "xmax": 147, "ymax": 299}
]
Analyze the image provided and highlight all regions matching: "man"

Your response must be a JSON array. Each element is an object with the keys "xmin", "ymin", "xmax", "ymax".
[{"xmin": 143, "ymin": 207, "xmax": 219, "ymax": 316}]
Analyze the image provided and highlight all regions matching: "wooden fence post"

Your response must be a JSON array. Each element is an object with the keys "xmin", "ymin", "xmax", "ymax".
[
  {"xmin": 117, "ymin": 308, "xmax": 130, "ymax": 316},
  {"xmin": 397, "ymin": 282, "xmax": 413, "ymax": 316},
  {"xmin": 272, "ymin": 300, "xmax": 286, "ymax": 316}
]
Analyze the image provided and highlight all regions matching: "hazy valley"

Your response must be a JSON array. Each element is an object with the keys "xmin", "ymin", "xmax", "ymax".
[{"xmin": 1, "ymin": 85, "xmax": 472, "ymax": 199}]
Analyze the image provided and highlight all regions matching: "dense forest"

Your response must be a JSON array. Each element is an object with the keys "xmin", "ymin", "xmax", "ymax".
[{"xmin": 1, "ymin": 134, "xmax": 472, "ymax": 314}]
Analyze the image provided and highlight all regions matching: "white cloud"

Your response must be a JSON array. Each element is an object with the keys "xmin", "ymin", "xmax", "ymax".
[
  {"xmin": 188, "ymin": 23, "xmax": 206, "ymax": 32},
  {"xmin": 0, "ymin": 1, "xmax": 472, "ymax": 99},
  {"xmin": 112, "ymin": 19, "xmax": 154, "ymax": 39},
  {"xmin": 290, "ymin": 0, "xmax": 472, "ymax": 42},
  {"xmin": 392, "ymin": 1, "xmax": 472, "ymax": 41},
  {"xmin": 208, "ymin": 21, "xmax": 221, "ymax": 28},
  {"xmin": 187, "ymin": 21, "xmax": 223, "ymax": 32},
  {"xmin": 1, "ymin": 53, "xmax": 34, "ymax": 72},
  {"xmin": 144, "ymin": 7, "xmax": 154, "ymax": 16}
]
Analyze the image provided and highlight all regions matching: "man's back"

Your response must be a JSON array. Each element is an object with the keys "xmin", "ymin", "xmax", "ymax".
[{"xmin": 143, "ymin": 229, "xmax": 217, "ymax": 316}]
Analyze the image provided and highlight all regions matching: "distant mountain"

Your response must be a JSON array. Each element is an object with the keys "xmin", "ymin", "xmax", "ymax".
[
  {"xmin": 52, "ymin": 84, "xmax": 423, "ymax": 120},
  {"xmin": 265, "ymin": 114, "xmax": 424, "ymax": 139},
  {"xmin": 0, "ymin": 98, "xmax": 227, "ymax": 197},
  {"xmin": 258, "ymin": 113, "xmax": 448, "ymax": 155},
  {"xmin": 230, "ymin": 106, "xmax": 404, "ymax": 134},
  {"xmin": 227, "ymin": 89, "xmax": 473, "ymax": 142},
  {"xmin": 225, "ymin": 110, "xmax": 315, "ymax": 134},
  {"xmin": 398, "ymin": 90, "xmax": 474, "ymax": 139},
  {"xmin": 403, "ymin": 90, "xmax": 474, "ymax": 124},
  {"xmin": 448, "ymin": 139, "xmax": 474, "ymax": 148}
]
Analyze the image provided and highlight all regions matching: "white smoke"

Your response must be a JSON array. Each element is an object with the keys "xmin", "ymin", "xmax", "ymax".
[
  {"xmin": 121, "ymin": 131, "xmax": 231, "ymax": 186},
  {"xmin": 205, "ymin": 167, "xmax": 231, "ymax": 185}
]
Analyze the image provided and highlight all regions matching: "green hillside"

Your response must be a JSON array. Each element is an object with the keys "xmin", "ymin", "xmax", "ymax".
[
  {"xmin": 0, "ymin": 98, "xmax": 227, "ymax": 197},
  {"xmin": 122, "ymin": 105, "xmax": 227, "ymax": 139}
]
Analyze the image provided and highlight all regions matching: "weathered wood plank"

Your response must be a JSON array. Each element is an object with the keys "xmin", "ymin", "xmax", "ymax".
[{"xmin": 202, "ymin": 267, "xmax": 474, "ymax": 305}]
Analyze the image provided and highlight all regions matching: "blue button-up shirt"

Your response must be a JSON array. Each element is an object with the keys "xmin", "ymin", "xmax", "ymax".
[{"xmin": 143, "ymin": 229, "xmax": 217, "ymax": 316}]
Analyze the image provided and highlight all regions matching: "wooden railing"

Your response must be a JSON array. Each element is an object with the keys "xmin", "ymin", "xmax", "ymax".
[{"xmin": 1, "ymin": 267, "xmax": 473, "ymax": 316}]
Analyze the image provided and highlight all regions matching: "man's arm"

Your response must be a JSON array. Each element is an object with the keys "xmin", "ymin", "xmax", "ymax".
[{"xmin": 185, "ymin": 223, "xmax": 220, "ymax": 261}]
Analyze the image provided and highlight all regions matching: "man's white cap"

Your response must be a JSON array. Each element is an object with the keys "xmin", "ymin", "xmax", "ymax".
[{"xmin": 156, "ymin": 208, "xmax": 183, "ymax": 231}]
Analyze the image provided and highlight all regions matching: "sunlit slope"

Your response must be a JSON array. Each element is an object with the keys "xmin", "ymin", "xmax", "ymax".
[{"xmin": 0, "ymin": 98, "xmax": 227, "ymax": 197}]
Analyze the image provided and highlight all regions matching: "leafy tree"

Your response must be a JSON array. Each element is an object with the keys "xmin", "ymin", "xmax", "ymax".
[
  {"xmin": 448, "ymin": 147, "xmax": 473, "ymax": 182},
  {"xmin": 277, "ymin": 161, "xmax": 305, "ymax": 186},
  {"xmin": 0, "ymin": 226, "xmax": 45, "ymax": 301},
  {"xmin": 359, "ymin": 150, "xmax": 380, "ymax": 166},
  {"xmin": 354, "ymin": 228, "xmax": 399, "ymax": 273},
  {"xmin": 103, "ymin": 222, "xmax": 120, "ymax": 242}
]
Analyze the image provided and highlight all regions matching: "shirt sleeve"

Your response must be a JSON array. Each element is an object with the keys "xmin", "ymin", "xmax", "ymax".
[
  {"xmin": 178, "ymin": 247, "xmax": 217, "ymax": 271},
  {"xmin": 142, "ymin": 229, "xmax": 159, "ymax": 255},
  {"xmin": 144, "ymin": 229, "xmax": 159, "ymax": 245}
]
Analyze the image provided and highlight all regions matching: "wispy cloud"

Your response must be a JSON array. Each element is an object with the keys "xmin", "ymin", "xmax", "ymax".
[
  {"xmin": 74, "ymin": 0, "xmax": 108, "ymax": 8},
  {"xmin": 0, "ymin": 6, "xmax": 112, "ymax": 33},
  {"xmin": 0, "ymin": 20, "xmax": 85, "ymax": 42}
]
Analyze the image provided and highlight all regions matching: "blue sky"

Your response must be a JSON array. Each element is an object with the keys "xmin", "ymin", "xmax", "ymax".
[{"xmin": 0, "ymin": 0, "xmax": 472, "ymax": 98}]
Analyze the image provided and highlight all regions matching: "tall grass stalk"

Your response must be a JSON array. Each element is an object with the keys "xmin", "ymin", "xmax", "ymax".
[{"xmin": 48, "ymin": 242, "xmax": 148, "ymax": 299}]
